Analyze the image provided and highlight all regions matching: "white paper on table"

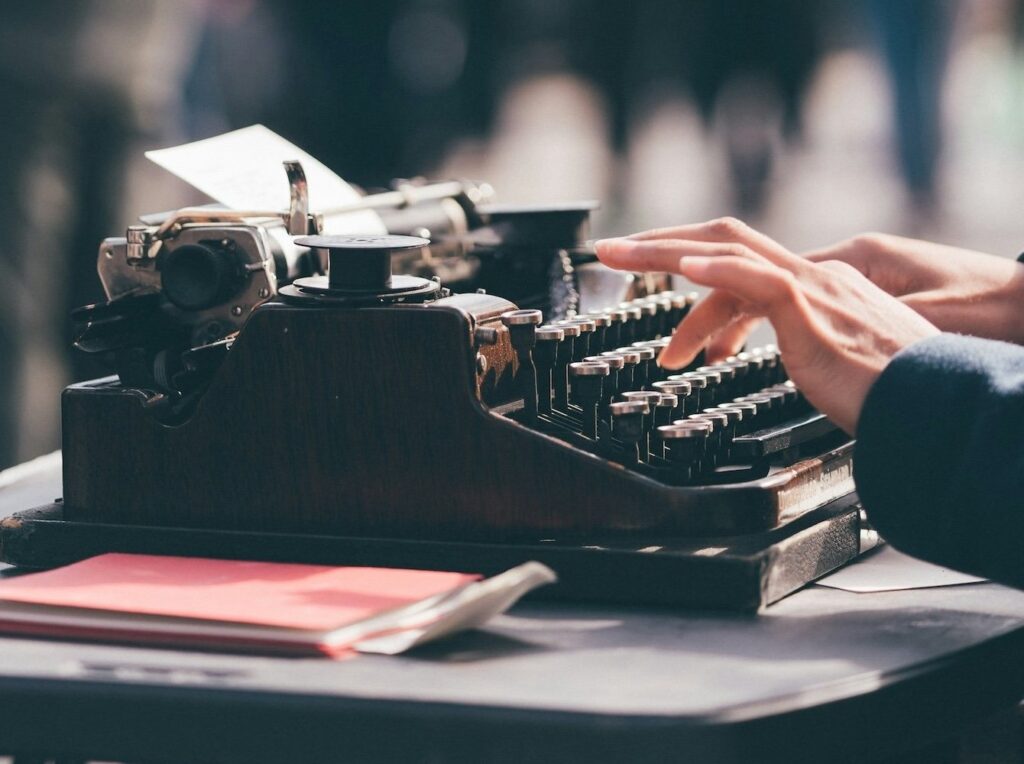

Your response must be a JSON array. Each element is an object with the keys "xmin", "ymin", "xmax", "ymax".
[
  {"xmin": 353, "ymin": 561, "xmax": 557, "ymax": 655},
  {"xmin": 816, "ymin": 545, "xmax": 987, "ymax": 593},
  {"xmin": 145, "ymin": 125, "xmax": 386, "ymax": 235}
]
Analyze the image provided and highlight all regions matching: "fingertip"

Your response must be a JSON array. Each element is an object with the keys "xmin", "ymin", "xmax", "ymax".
[
  {"xmin": 593, "ymin": 237, "xmax": 635, "ymax": 261},
  {"xmin": 657, "ymin": 348, "xmax": 690, "ymax": 371}
]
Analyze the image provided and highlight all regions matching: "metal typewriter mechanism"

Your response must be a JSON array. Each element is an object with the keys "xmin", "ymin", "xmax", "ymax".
[{"xmin": 1, "ymin": 162, "xmax": 864, "ymax": 610}]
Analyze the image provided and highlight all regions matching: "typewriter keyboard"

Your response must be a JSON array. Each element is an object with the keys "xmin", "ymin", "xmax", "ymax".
[{"xmin": 498, "ymin": 292, "xmax": 843, "ymax": 487}]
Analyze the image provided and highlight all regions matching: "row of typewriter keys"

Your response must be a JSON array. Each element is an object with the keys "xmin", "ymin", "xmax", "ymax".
[{"xmin": 500, "ymin": 292, "xmax": 802, "ymax": 481}]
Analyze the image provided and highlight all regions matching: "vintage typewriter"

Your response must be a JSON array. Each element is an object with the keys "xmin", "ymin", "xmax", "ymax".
[{"xmin": 0, "ymin": 162, "xmax": 866, "ymax": 611}]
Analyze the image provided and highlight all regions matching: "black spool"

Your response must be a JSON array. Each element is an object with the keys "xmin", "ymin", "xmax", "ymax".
[{"xmin": 283, "ymin": 234, "xmax": 439, "ymax": 305}]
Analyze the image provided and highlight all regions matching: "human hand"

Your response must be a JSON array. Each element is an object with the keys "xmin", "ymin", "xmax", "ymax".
[
  {"xmin": 595, "ymin": 219, "xmax": 940, "ymax": 434},
  {"xmin": 645, "ymin": 231, "xmax": 1024, "ymax": 360}
]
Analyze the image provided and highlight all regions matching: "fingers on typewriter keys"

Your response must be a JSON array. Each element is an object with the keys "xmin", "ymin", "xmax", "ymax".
[
  {"xmin": 553, "ymin": 321, "xmax": 581, "ymax": 410},
  {"xmin": 534, "ymin": 325, "xmax": 565, "ymax": 415},
  {"xmin": 501, "ymin": 309, "xmax": 544, "ymax": 420},
  {"xmin": 585, "ymin": 354, "xmax": 622, "ymax": 417},
  {"xmin": 658, "ymin": 421, "xmax": 712, "ymax": 481},
  {"xmin": 610, "ymin": 400, "xmax": 649, "ymax": 464},
  {"xmin": 569, "ymin": 361, "xmax": 610, "ymax": 440}
]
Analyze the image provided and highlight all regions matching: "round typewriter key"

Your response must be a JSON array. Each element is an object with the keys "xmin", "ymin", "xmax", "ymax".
[
  {"xmin": 767, "ymin": 383, "xmax": 799, "ymax": 408},
  {"xmin": 560, "ymin": 318, "xmax": 593, "ymax": 360},
  {"xmin": 611, "ymin": 348, "xmax": 642, "ymax": 392},
  {"xmin": 587, "ymin": 354, "xmax": 622, "ymax": 414},
  {"xmin": 534, "ymin": 326, "xmax": 564, "ymax": 414},
  {"xmin": 676, "ymin": 371, "xmax": 708, "ymax": 412},
  {"xmin": 650, "ymin": 295, "xmax": 674, "ymax": 336},
  {"xmin": 610, "ymin": 399, "xmax": 650, "ymax": 463},
  {"xmin": 550, "ymin": 322, "xmax": 580, "ymax": 410},
  {"xmin": 500, "ymin": 309, "xmax": 543, "ymax": 326},
  {"xmin": 602, "ymin": 308, "xmax": 627, "ymax": 349},
  {"xmin": 652, "ymin": 379, "xmax": 691, "ymax": 417},
  {"xmin": 622, "ymin": 391, "xmax": 660, "ymax": 460},
  {"xmin": 764, "ymin": 389, "xmax": 789, "ymax": 420},
  {"xmin": 585, "ymin": 312, "xmax": 612, "ymax": 352},
  {"xmin": 705, "ymin": 406, "xmax": 741, "ymax": 452},
  {"xmin": 587, "ymin": 354, "xmax": 622, "ymax": 369},
  {"xmin": 693, "ymin": 368, "xmax": 722, "ymax": 405},
  {"xmin": 622, "ymin": 390, "xmax": 662, "ymax": 408},
  {"xmin": 689, "ymin": 412, "xmax": 727, "ymax": 467},
  {"xmin": 667, "ymin": 292, "xmax": 689, "ymax": 326},
  {"xmin": 536, "ymin": 325, "xmax": 565, "ymax": 340},
  {"xmin": 570, "ymin": 361, "xmax": 610, "ymax": 439},
  {"xmin": 619, "ymin": 305, "xmax": 643, "ymax": 344},
  {"xmin": 632, "ymin": 345, "xmax": 657, "ymax": 388},
  {"xmin": 569, "ymin": 361, "xmax": 610, "ymax": 375},
  {"xmin": 658, "ymin": 421, "xmax": 712, "ymax": 477},
  {"xmin": 600, "ymin": 350, "xmax": 631, "ymax": 394},
  {"xmin": 719, "ymin": 401, "xmax": 757, "ymax": 434},
  {"xmin": 737, "ymin": 394, "xmax": 774, "ymax": 425},
  {"xmin": 635, "ymin": 300, "xmax": 658, "ymax": 340},
  {"xmin": 654, "ymin": 393, "xmax": 679, "ymax": 435},
  {"xmin": 568, "ymin": 317, "xmax": 596, "ymax": 333}
]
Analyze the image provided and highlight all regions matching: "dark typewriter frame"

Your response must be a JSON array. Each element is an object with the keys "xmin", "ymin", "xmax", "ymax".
[
  {"xmin": 59, "ymin": 299, "xmax": 853, "ymax": 538},
  {"xmin": 0, "ymin": 297, "xmax": 865, "ymax": 610}
]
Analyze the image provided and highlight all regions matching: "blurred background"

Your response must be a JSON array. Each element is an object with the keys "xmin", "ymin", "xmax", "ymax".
[{"xmin": 3, "ymin": 0, "xmax": 1024, "ymax": 470}]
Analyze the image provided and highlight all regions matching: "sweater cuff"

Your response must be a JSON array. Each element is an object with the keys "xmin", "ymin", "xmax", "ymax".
[{"xmin": 853, "ymin": 334, "xmax": 977, "ymax": 560}]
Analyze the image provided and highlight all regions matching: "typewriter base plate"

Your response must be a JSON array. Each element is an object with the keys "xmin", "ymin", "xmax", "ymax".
[{"xmin": 0, "ymin": 495, "xmax": 863, "ymax": 611}]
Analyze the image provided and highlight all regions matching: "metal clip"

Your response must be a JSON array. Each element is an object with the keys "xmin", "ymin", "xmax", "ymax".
[{"xmin": 284, "ymin": 160, "xmax": 309, "ymax": 236}]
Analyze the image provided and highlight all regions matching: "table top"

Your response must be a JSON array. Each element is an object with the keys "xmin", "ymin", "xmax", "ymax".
[{"xmin": 0, "ymin": 453, "xmax": 1021, "ymax": 763}]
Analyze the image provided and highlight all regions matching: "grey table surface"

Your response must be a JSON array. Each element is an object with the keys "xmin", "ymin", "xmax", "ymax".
[{"xmin": 0, "ymin": 453, "xmax": 1020, "ymax": 763}]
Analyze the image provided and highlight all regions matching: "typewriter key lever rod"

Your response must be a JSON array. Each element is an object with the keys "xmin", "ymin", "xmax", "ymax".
[{"xmin": 501, "ymin": 309, "xmax": 544, "ymax": 421}]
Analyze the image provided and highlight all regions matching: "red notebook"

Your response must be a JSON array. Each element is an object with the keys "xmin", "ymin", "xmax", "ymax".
[{"xmin": 0, "ymin": 554, "xmax": 480, "ymax": 657}]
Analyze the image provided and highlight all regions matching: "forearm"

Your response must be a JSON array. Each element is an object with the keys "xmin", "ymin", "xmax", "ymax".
[{"xmin": 855, "ymin": 334, "xmax": 1024, "ymax": 588}]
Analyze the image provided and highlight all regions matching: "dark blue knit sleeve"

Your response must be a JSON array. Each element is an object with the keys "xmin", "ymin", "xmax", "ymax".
[{"xmin": 854, "ymin": 333, "xmax": 1024, "ymax": 588}]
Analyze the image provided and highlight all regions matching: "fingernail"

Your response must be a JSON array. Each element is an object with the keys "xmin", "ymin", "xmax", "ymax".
[
  {"xmin": 602, "ymin": 237, "xmax": 634, "ymax": 246},
  {"xmin": 677, "ymin": 255, "xmax": 709, "ymax": 276}
]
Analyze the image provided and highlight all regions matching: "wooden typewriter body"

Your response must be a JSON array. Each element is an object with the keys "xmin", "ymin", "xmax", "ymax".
[
  {"xmin": 3, "ymin": 233, "xmax": 865, "ymax": 610},
  {"xmin": 60, "ymin": 298, "xmax": 854, "ymax": 540}
]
